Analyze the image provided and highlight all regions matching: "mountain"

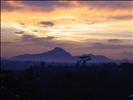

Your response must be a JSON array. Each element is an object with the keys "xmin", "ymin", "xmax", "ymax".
[
  {"xmin": 11, "ymin": 47, "xmax": 75, "ymax": 62},
  {"xmin": 82, "ymin": 54, "xmax": 113, "ymax": 63},
  {"xmin": 11, "ymin": 47, "xmax": 115, "ymax": 63}
]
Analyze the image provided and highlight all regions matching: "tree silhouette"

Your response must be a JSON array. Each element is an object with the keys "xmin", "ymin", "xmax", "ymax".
[
  {"xmin": 1, "ymin": 60, "xmax": 133, "ymax": 100},
  {"xmin": 39, "ymin": 61, "xmax": 46, "ymax": 67},
  {"xmin": 76, "ymin": 55, "xmax": 91, "ymax": 66}
]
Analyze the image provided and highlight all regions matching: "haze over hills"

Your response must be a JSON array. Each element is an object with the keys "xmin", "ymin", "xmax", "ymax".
[{"xmin": 10, "ymin": 47, "xmax": 115, "ymax": 63}]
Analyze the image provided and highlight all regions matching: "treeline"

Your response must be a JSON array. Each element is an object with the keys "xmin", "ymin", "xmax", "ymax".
[{"xmin": 1, "ymin": 62, "xmax": 133, "ymax": 100}]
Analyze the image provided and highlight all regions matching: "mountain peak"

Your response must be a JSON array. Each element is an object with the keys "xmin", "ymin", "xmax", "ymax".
[
  {"xmin": 47, "ymin": 47, "xmax": 72, "ymax": 57},
  {"xmin": 53, "ymin": 47, "xmax": 65, "ymax": 51}
]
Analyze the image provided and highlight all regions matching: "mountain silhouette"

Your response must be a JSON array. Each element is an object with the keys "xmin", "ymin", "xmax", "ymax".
[
  {"xmin": 40, "ymin": 47, "xmax": 72, "ymax": 57},
  {"xmin": 86, "ymin": 54, "xmax": 112, "ymax": 63},
  {"xmin": 11, "ymin": 47, "xmax": 74, "ymax": 62},
  {"xmin": 11, "ymin": 47, "xmax": 114, "ymax": 63}
]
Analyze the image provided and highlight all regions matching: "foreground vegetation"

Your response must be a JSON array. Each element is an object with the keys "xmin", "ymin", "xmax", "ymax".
[{"xmin": 1, "ymin": 62, "xmax": 133, "ymax": 100}]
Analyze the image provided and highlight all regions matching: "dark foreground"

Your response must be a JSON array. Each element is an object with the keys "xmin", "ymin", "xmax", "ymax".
[{"xmin": 1, "ymin": 62, "xmax": 133, "ymax": 100}]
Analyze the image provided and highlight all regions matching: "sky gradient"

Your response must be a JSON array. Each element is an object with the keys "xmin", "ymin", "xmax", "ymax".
[{"xmin": 1, "ymin": 1, "xmax": 133, "ymax": 60}]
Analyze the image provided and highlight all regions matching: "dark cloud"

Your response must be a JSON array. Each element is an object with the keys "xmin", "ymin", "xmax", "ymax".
[
  {"xmin": 22, "ymin": 1, "xmax": 71, "ymax": 8},
  {"xmin": 45, "ymin": 36, "xmax": 55, "ymax": 40},
  {"xmin": 20, "ymin": 34, "xmax": 78, "ymax": 48},
  {"xmin": 33, "ymin": 30, "xmax": 38, "ymax": 32},
  {"xmin": 15, "ymin": 31, "xmax": 24, "ymax": 34},
  {"xmin": 1, "ymin": 41, "xmax": 20, "ymax": 46},
  {"xmin": 107, "ymin": 39, "xmax": 122, "ymax": 43},
  {"xmin": 21, "ymin": 1, "xmax": 133, "ymax": 10},
  {"xmin": 1, "ymin": 41, "xmax": 13, "ymax": 45},
  {"xmin": 1, "ymin": 1, "xmax": 14, "ymax": 11},
  {"xmin": 108, "ymin": 15, "xmax": 133, "ymax": 20},
  {"xmin": 2, "ymin": 1, "xmax": 132, "ymax": 11},
  {"xmin": 1, "ymin": 1, "xmax": 71, "ymax": 11},
  {"xmin": 19, "ymin": 22, "xmax": 25, "ymax": 26},
  {"xmin": 1, "ymin": 1, "xmax": 23, "ymax": 11},
  {"xmin": 21, "ymin": 34, "xmax": 56, "ymax": 42},
  {"xmin": 19, "ymin": 34, "xmax": 66, "ymax": 48},
  {"xmin": 91, "ymin": 43, "xmax": 133, "ymax": 49},
  {"xmin": 21, "ymin": 35, "xmax": 37, "ymax": 42},
  {"xmin": 79, "ymin": 1, "xmax": 132, "ymax": 9},
  {"xmin": 40, "ymin": 21, "xmax": 55, "ymax": 27}
]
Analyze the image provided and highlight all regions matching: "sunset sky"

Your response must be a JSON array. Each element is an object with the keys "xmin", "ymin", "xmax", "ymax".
[{"xmin": 1, "ymin": 1, "xmax": 133, "ymax": 60}]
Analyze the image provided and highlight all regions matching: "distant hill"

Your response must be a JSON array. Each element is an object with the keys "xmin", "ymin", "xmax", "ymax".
[
  {"xmin": 83, "ymin": 54, "xmax": 113, "ymax": 63},
  {"xmin": 11, "ymin": 47, "xmax": 115, "ymax": 63}
]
